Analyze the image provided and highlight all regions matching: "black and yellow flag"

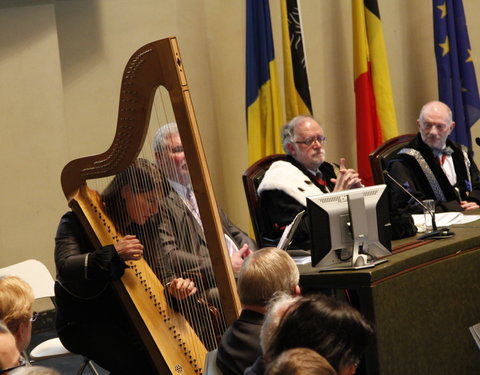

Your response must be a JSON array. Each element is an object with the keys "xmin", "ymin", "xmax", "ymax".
[{"xmin": 281, "ymin": 0, "xmax": 312, "ymax": 119}]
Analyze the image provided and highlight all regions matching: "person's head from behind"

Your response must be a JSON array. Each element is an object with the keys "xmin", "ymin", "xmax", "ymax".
[
  {"xmin": 0, "ymin": 277, "xmax": 34, "ymax": 352},
  {"xmin": 237, "ymin": 247, "xmax": 299, "ymax": 311},
  {"xmin": 265, "ymin": 348, "xmax": 337, "ymax": 375},
  {"xmin": 102, "ymin": 158, "xmax": 166, "ymax": 229},
  {"xmin": 283, "ymin": 115, "xmax": 327, "ymax": 171},
  {"xmin": 153, "ymin": 123, "xmax": 190, "ymax": 186},
  {"xmin": 0, "ymin": 320, "xmax": 24, "ymax": 374},
  {"xmin": 10, "ymin": 366, "xmax": 60, "ymax": 375},
  {"xmin": 417, "ymin": 101, "xmax": 455, "ymax": 151},
  {"xmin": 264, "ymin": 293, "xmax": 374, "ymax": 375}
]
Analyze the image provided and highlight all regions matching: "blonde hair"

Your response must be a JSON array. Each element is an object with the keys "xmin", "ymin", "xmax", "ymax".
[
  {"xmin": 237, "ymin": 248, "xmax": 299, "ymax": 307},
  {"xmin": 0, "ymin": 276, "xmax": 34, "ymax": 333},
  {"xmin": 265, "ymin": 348, "xmax": 337, "ymax": 375}
]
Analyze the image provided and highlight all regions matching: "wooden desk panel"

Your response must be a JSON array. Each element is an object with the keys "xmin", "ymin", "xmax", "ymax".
[{"xmin": 298, "ymin": 224, "xmax": 480, "ymax": 375}]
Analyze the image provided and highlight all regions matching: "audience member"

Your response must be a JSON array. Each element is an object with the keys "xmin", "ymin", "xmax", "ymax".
[
  {"xmin": 216, "ymin": 248, "xmax": 300, "ymax": 375},
  {"xmin": 0, "ymin": 276, "xmax": 35, "ymax": 353},
  {"xmin": 388, "ymin": 101, "xmax": 480, "ymax": 215},
  {"xmin": 54, "ymin": 159, "xmax": 197, "ymax": 375},
  {"xmin": 245, "ymin": 293, "xmax": 374, "ymax": 375},
  {"xmin": 10, "ymin": 366, "xmax": 60, "ymax": 375},
  {"xmin": 0, "ymin": 320, "xmax": 25, "ymax": 374},
  {"xmin": 153, "ymin": 123, "xmax": 256, "ymax": 274},
  {"xmin": 258, "ymin": 115, "xmax": 362, "ymax": 249},
  {"xmin": 265, "ymin": 348, "xmax": 337, "ymax": 375}
]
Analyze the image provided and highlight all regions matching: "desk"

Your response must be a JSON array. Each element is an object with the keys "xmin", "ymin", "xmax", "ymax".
[{"xmin": 299, "ymin": 222, "xmax": 480, "ymax": 375}]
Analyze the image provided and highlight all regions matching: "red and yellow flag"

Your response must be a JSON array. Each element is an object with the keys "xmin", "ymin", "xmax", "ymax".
[{"xmin": 352, "ymin": 0, "xmax": 398, "ymax": 186}]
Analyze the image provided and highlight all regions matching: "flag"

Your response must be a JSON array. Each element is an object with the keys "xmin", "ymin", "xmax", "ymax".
[
  {"xmin": 246, "ymin": 0, "xmax": 284, "ymax": 165},
  {"xmin": 281, "ymin": 0, "xmax": 312, "ymax": 120},
  {"xmin": 352, "ymin": 0, "xmax": 398, "ymax": 186},
  {"xmin": 433, "ymin": 0, "xmax": 480, "ymax": 148}
]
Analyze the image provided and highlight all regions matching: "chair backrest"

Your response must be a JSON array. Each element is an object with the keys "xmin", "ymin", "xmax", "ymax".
[
  {"xmin": 369, "ymin": 134, "xmax": 416, "ymax": 184},
  {"xmin": 0, "ymin": 259, "xmax": 54, "ymax": 300},
  {"xmin": 242, "ymin": 154, "xmax": 288, "ymax": 248}
]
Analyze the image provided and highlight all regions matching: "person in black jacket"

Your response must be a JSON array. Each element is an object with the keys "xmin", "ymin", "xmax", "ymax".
[
  {"xmin": 388, "ymin": 101, "xmax": 480, "ymax": 215},
  {"xmin": 216, "ymin": 247, "xmax": 300, "ymax": 375},
  {"xmin": 54, "ymin": 159, "xmax": 197, "ymax": 375},
  {"xmin": 258, "ymin": 115, "xmax": 363, "ymax": 249}
]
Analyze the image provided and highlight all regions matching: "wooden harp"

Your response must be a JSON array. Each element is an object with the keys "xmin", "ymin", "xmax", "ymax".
[{"xmin": 61, "ymin": 38, "xmax": 240, "ymax": 374}]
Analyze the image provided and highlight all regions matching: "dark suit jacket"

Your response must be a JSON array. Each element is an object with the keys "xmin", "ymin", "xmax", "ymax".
[{"xmin": 216, "ymin": 309, "xmax": 265, "ymax": 375}]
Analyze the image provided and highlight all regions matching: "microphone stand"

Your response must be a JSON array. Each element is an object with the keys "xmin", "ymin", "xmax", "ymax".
[{"xmin": 383, "ymin": 171, "xmax": 454, "ymax": 240}]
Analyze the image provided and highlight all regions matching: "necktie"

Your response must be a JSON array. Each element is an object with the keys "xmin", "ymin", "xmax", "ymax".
[
  {"xmin": 314, "ymin": 171, "xmax": 326, "ymax": 186},
  {"xmin": 433, "ymin": 146, "xmax": 453, "ymax": 166},
  {"xmin": 186, "ymin": 187, "xmax": 202, "ymax": 226}
]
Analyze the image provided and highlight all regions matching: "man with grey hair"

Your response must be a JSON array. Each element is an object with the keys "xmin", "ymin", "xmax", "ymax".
[
  {"xmin": 257, "ymin": 115, "xmax": 362, "ymax": 249},
  {"xmin": 388, "ymin": 100, "xmax": 480, "ymax": 214},
  {"xmin": 216, "ymin": 247, "xmax": 300, "ymax": 375},
  {"xmin": 153, "ymin": 123, "xmax": 256, "ymax": 274}
]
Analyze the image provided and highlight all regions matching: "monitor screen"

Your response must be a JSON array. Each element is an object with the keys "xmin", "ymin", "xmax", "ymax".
[{"xmin": 307, "ymin": 184, "xmax": 392, "ymax": 270}]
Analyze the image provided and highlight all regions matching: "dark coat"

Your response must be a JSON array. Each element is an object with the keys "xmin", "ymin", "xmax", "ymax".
[
  {"xmin": 387, "ymin": 133, "xmax": 480, "ymax": 214},
  {"xmin": 259, "ymin": 156, "xmax": 337, "ymax": 249},
  {"xmin": 216, "ymin": 309, "xmax": 265, "ymax": 375}
]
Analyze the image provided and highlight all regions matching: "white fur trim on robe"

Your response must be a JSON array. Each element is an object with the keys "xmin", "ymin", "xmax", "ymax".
[{"xmin": 257, "ymin": 160, "xmax": 324, "ymax": 206}]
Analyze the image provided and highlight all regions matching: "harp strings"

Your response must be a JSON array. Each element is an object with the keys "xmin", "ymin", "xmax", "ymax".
[
  {"xmin": 91, "ymin": 86, "xmax": 227, "ymax": 351},
  {"xmin": 148, "ymin": 88, "xmax": 228, "ymax": 348}
]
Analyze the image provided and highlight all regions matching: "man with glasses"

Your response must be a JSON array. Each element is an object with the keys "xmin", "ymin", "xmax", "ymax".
[
  {"xmin": 0, "ymin": 277, "xmax": 35, "ymax": 355},
  {"xmin": 388, "ymin": 101, "xmax": 480, "ymax": 214},
  {"xmin": 258, "ymin": 115, "xmax": 362, "ymax": 249}
]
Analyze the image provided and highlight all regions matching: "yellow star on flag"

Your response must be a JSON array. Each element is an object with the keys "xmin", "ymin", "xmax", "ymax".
[
  {"xmin": 439, "ymin": 36, "xmax": 449, "ymax": 57},
  {"xmin": 436, "ymin": 2, "xmax": 447, "ymax": 18},
  {"xmin": 466, "ymin": 49, "xmax": 474, "ymax": 63}
]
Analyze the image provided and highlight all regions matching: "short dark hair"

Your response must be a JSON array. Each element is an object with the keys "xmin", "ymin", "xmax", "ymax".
[{"xmin": 265, "ymin": 293, "xmax": 374, "ymax": 373}]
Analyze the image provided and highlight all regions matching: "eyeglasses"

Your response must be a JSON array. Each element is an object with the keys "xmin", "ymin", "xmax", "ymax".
[
  {"xmin": 421, "ymin": 122, "xmax": 449, "ymax": 131},
  {"xmin": 294, "ymin": 136, "xmax": 327, "ymax": 146},
  {"xmin": 30, "ymin": 311, "xmax": 38, "ymax": 322},
  {"xmin": 0, "ymin": 357, "xmax": 28, "ymax": 373}
]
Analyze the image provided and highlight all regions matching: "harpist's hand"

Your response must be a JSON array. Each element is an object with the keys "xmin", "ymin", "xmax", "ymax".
[
  {"xmin": 115, "ymin": 235, "xmax": 144, "ymax": 261},
  {"xmin": 169, "ymin": 278, "xmax": 197, "ymax": 300}
]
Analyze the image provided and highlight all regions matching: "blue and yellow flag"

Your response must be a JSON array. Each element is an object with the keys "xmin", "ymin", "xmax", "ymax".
[
  {"xmin": 281, "ymin": 0, "xmax": 312, "ymax": 120},
  {"xmin": 246, "ymin": 0, "xmax": 284, "ymax": 165},
  {"xmin": 433, "ymin": 0, "xmax": 480, "ymax": 148}
]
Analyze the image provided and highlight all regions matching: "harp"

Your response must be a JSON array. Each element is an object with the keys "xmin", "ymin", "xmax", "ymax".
[{"xmin": 61, "ymin": 38, "xmax": 241, "ymax": 374}]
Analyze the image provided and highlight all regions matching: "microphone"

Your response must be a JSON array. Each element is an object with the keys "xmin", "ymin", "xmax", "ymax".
[
  {"xmin": 383, "ymin": 170, "xmax": 453, "ymax": 240},
  {"xmin": 476, "ymin": 137, "xmax": 480, "ymax": 146}
]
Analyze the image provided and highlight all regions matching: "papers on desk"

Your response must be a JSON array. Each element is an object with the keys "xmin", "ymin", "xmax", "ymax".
[
  {"xmin": 292, "ymin": 256, "xmax": 311, "ymax": 265},
  {"xmin": 412, "ymin": 212, "xmax": 480, "ymax": 231},
  {"xmin": 470, "ymin": 322, "xmax": 480, "ymax": 351},
  {"xmin": 277, "ymin": 210, "xmax": 305, "ymax": 250}
]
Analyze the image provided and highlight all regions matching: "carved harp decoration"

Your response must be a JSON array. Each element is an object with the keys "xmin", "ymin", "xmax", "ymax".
[{"xmin": 61, "ymin": 38, "xmax": 240, "ymax": 374}]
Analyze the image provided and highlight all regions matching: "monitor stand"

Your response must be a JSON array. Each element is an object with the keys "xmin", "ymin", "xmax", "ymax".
[{"xmin": 317, "ymin": 240, "xmax": 388, "ymax": 272}]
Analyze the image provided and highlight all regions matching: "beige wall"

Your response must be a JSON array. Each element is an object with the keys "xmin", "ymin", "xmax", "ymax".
[{"xmin": 1, "ymin": 0, "xmax": 479, "ymax": 273}]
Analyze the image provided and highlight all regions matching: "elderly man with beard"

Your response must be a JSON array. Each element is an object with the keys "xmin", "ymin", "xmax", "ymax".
[
  {"xmin": 388, "ymin": 101, "xmax": 480, "ymax": 215},
  {"xmin": 258, "ymin": 115, "xmax": 363, "ymax": 250}
]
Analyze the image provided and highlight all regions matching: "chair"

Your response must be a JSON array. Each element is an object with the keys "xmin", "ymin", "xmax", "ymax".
[
  {"xmin": 0, "ymin": 259, "xmax": 100, "ymax": 375},
  {"xmin": 204, "ymin": 349, "xmax": 223, "ymax": 375},
  {"xmin": 242, "ymin": 154, "xmax": 288, "ymax": 248},
  {"xmin": 369, "ymin": 134, "xmax": 416, "ymax": 184}
]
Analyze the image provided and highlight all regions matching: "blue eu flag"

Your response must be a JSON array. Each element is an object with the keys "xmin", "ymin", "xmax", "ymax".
[{"xmin": 433, "ymin": 0, "xmax": 480, "ymax": 148}]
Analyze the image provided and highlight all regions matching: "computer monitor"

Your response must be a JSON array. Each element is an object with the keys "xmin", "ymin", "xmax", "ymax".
[{"xmin": 307, "ymin": 184, "xmax": 392, "ymax": 270}]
